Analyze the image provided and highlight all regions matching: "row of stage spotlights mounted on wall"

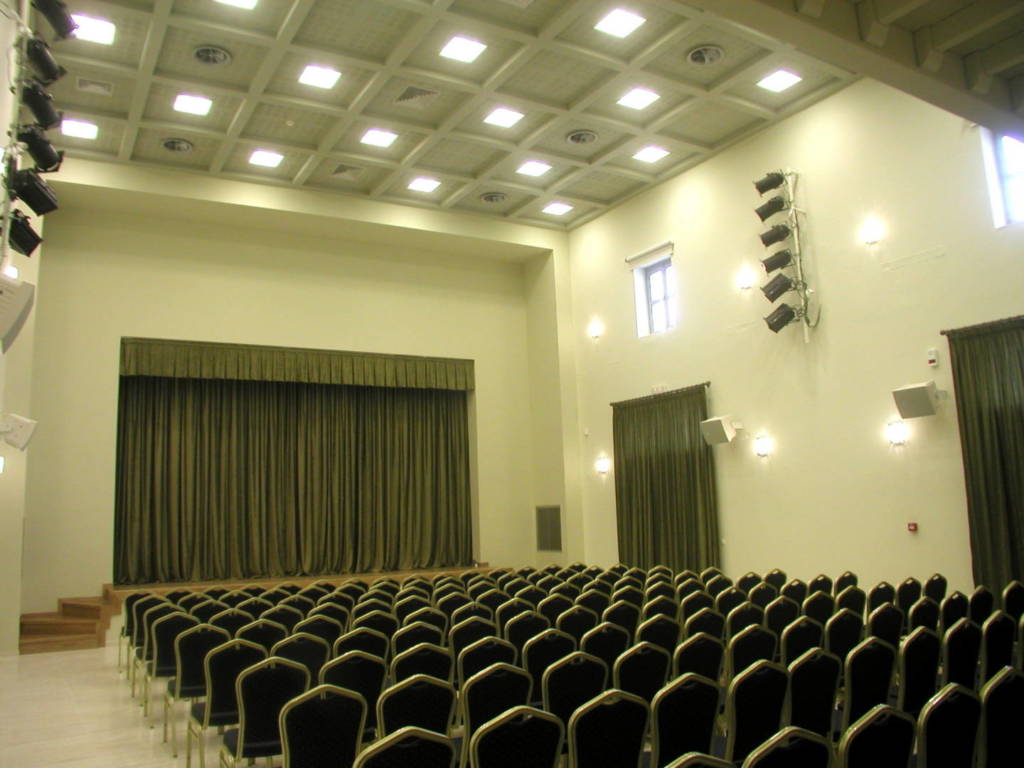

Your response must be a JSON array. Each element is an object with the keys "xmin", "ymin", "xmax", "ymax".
[{"xmin": 2, "ymin": 1, "xmax": 80, "ymax": 260}]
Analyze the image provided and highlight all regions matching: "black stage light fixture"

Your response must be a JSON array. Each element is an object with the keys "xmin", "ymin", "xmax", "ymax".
[
  {"xmin": 761, "ymin": 272, "xmax": 794, "ymax": 303},
  {"xmin": 8, "ymin": 210, "xmax": 42, "ymax": 256},
  {"xmin": 764, "ymin": 303, "xmax": 799, "ymax": 333},
  {"xmin": 9, "ymin": 169, "xmax": 59, "ymax": 216},
  {"xmin": 761, "ymin": 249, "xmax": 793, "ymax": 274},
  {"xmin": 26, "ymin": 37, "xmax": 66, "ymax": 84},
  {"xmin": 17, "ymin": 125, "xmax": 63, "ymax": 172},
  {"xmin": 754, "ymin": 171, "xmax": 785, "ymax": 195},
  {"xmin": 21, "ymin": 81, "xmax": 61, "ymax": 129},
  {"xmin": 759, "ymin": 224, "xmax": 791, "ymax": 248},
  {"xmin": 754, "ymin": 195, "xmax": 787, "ymax": 222},
  {"xmin": 32, "ymin": 0, "xmax": 78, "ymax": 39}
]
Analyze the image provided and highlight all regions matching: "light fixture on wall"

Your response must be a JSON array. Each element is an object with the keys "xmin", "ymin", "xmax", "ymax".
[
  {"xmin": 886, "ymin": 420, "xmax": 909, "ymax": 446},
  {"xmin": 26, "ymin": 37, "xmax": 66, "ymax": 84},
  {"xmin": 735, "ymin": 265, "xmax": 757, "ymax": 290},
  {"xmin": 32, "ymin": 0, "xmax": 79, "ymax": 39},
  {"xmin": 760, "ymin": 272, "xmax": 795, "ymax": 303},
  {"xmin": 586, "ymin": 317, "xmax": 605, "ymax": 339},
  {"xmin": 17, "ymin": 125, "xmax": 63, "ymax": 172},
  {"xmin": 21, "ymin": 81, "xmax": 62, "ymax": 129},
  {"xmin": 859, "ymin": 215, "xmax": 885, "ymax": 245},
  {"xmin": 761, "ymin": 249, "xmax": 793, "ymax": 274},
  {"xmin": 594, "ymin": 456, "xmax": 612, "ymax": 474},
  {"xmin": 754, "ymin": 434, "xmax": 774, "ymax": 457}
]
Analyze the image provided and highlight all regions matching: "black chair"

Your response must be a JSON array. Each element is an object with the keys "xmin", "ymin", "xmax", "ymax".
[
  {"xmin": 451, "ymin": 602, "xmax": 493, "ymax": 627},
  {"xmin": 969, "ymin": 585, "xmax": 995, "ymax": 625},
  {"xmin": 924, "ymin": 573, "xmax": 948, "ymax": 604},
  {"xmin": 665, "ymin": 756, "xmax": 732, "ymax": 768},
  {"xmin": 867, "ymin": 602, "xmax": 902, "ymax": 650},
  {"xmin": 836, "ymin": 585, "xmax": 867, "ymax": 618},
  {"xmin": 476, "ymin": 589, "xmax": 510, "ymax": 618},
  {"xmin": 705, "ymin": 575, "xmax": 732, "ymax": 598},
  {"xmin": 132, "ymin": 602, "xmax": 180, "ymax": 698},
  {"xmin": 514, "ymin": 585, "xmax": 546, "ymax": 609},
  {"xmin": 675, "ymin": 578, "xmax": 704, "ymax": 603},
  {"xmin": 334, "ymin": 627, "xmax": 389, "ymax": 661},
  {"xmin": 238, "ymin": 597, "xmax": 274, "ymax": 619},
  {"xmin": 538, "ymin": 594, "xmax": 573, "ymax": 627},
  {"xmin": 281, "ymin": 594, "xmax": 316, "ymax": 615},
  {"xmin": 568, "ymin": 689, "xmax": 649, "ymax": 768},
  {"xmin": 785, "ymin": 647, "xmax": 840, "ymax": 738},
  {"xmin": 163, "ymin": 623, "xmax": 230, "ymax": 757},
  {"xmin": 685, "ymin": 607, "xmax": 725, "ymax": 641},
  {"xmin": 641, "ymin": 595, "xmax": 679, "ymax": 621},
  {"xmin": 556, "ymin": 604, "xmax": 599, "ymax": 645},
  {"xmin": 613, "ymin": 641, "xmax": 670, "ymax": 704},
  {"xmin": 836, "ymin": 704, "xmax": 916, "ymax": 768},
  {"xmin": 603, "ymin": 600, "xmax": 641, "ymax": 637},
  {"xmin": 393, "ymin": 620, "xmax": 444, "ymax": 656},
  {"xmin": 1000, "ymin": 579, "xmax": 1024, "ymax": 623},
  {"xmin": 741, "ymin": 726, "xmax": 831, "ymax": 768},
  {"xmin": 219, "ymin": 657, "xmax": 309, "ymax": 768},
  {"xmin": 941, "ymin": 617, "xmax": 981, "ymax": 688},
  {"xmin": 916, "ymin": 683, "xmax": 982, "ymax": 768},
  {"xmin": 781, "ymin": 616, "xmax": 824, "ymax": 666},
  {"xmin": 672, "ymin": 631, "xmax": 723, "ymax": 680},
  {"xmin": 680, "ymin": 591, "xmax": 715, "ymax": 622},
  {"xmin": 650, "ymin": 673, "xmax": 719, "ymax": 768},
  {"xmin": 580, "ymin": 621, "xmax": 631, "ymax": 674},
  {"xmin": 208, "ymin": 609, "xmax": 253, "ymax": 639},
  {"xmin": 764, "ymin": 596, "xmax": 800, "ymax": 641},
  {"xmin": 260, "ymin": 605, "xmax": 304, "ymax": 633},
  {"xmin": 979, "ymin": 610, "xmax": 1015, "ymax": 685},
  {"xmin": 825, "ymin": 607, "xmax": 863, "ymax": 663},
  {"xmin": 523, "ymin": 628, "xmax": 575, "ymax": 703},
  {"xmin": 320, "ymin": 650, "xmax": 387, "ymax": 733},
  {"xmin": 294, "ymin": 614, "xmax": 344, "ymax": 647},
  {"xmin": 867, "ymin": 581, "xmax": 896, "ymax": 612},
  {"xmin": 409, "ymin": 606, "xmax": 450, "ymax": 636},
  {"xmin": 737, "ymin": 572, "xmax": 761, "ymax": 594},
  {"xmin": 909, "ymin": 596, "xmax": 941, "ymax": 633},
  {"xmin": 469, "ymin": 705, "xmax": 563, "ymax": 768},
  {"xmin": 271, "ymin": 632, "xmax": 331, "ymax": 679},
  {"xmin": 576, "ymin": 589, "xmax": 611, "ymax": 617},
  {"xmin": 143, "ymin": 611, "xmax": 199, "ymax": 720},
  {"xmin": 764, "ymin": 569, "xmax": 787, "ymax": 591},
  {"xmin": 391, "ymin": 641, "xmax": 452, "ymax": 683},
  {"xmin": 377, "ymin": 673, "xmax": 456, "ymax": 738},
  {"xmin": 236, "ymin": 618, "xmax": 288, "ymax": 654},
  {"xmin": 395, "ymin": 594, "xmax": 431, "ymax": 624},
  {"xmin": 835, "ymin": 571, "xmax": 858, "ymax": 595},
  {"xmin": 723, "ymin": 660, "xmax": 788, "ymax": 765},
  {"xmin": 635, "ymin": 614, "xmax": 681, "ymax": 655},
  {"xmin": 802, "ymin": 592, "xmax": 834, "ymax": 626},
  {"xmin": 352, "ymin": 726, "xmax": 455, "ymax": 768},
  {"xmin": 841, "ymin": 636, "xmax": 896, "ymax": 731},
  {"xmin": 897, "ymin": 626, "xmax": 940, "ymax": 717},
  {"xmin": 186, "ymin": 639, "xmax": 267, "ymax": 768},
  {"xmin": 896, "ymin": 577, "xmax": 923, "ymax": 626},
  {"xmin": 461, "ymin": 662, "xmax": 532, "ymax": 767},
  {"xmin": 279, "ymin": 683, "xmax": 365, "ymax": 768},
  {"xmin": 541, "ymin": 652, "xmax": 607, "ymax": 733},
  {"xmin": 449, "ymin": 615, "xmax": 498, "ymax": 661},
  {"xmin": 781, "ymin": 579, "xmax": 808, "ymax": 605},
  {"xmin": 715, "ymin": 587, "xmax": 747, "ymax": 618},
  {"xmin": 700, "ymin": 567, "xmax": 723, "ymax": 584},
  {"xmin": 645, "ymin": 582, "xmax": 676, "ymax": 603},
  {"xmin": 727, "ymin": 624, "xmax": 776, "ymax": 677},
  {"xmin": 726, "ymin": 602, "xmax": 764, "ymax": 641},
  {"xmin": 457, "ymin": 636, "xmax": 517, "ymax": 687},
  {"xmin": 505, "ymin": 610, "xmax": 549, "ymax": 663},
  {"xmin": 978, "ymin": 666, "xmax": 1024, "ymax": 768},
  {"xmin": 748, "ymin": 582, "xmax": 778, "ymax": 609},
  {"xmin": 119, "ymin": 592, "xmax": 155, "ymax": 673},
  {"xmin": 808, "ymin": 574, "xmax": 833, "ymax": 596},
  {"xmin": 353, "ymin": 609, "xmax": 399, "ymax": 639},
  {"xmin": 940, "ymin": 591, "xmax": 969, "ymax": 634}
]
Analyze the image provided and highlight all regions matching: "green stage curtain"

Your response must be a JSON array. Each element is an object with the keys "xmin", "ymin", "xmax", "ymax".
[
  {"xmin": 114, "ymin": 376, "xmax": 472, "ymax": 584},
  {"xmin": 611, "ymin": 383, "xmax": 720, "ymax": 571},
  {"xmin": 946, "ymin": 315, "xmax": 1024, "ymax": 588}
]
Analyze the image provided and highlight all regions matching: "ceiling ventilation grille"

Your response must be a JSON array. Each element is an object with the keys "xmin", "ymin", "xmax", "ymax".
[
  {"xmin": 687, "ymin": 44, "xmax": 725, "ymax": 66},
  {"xmin": 479, "ymin": 191, "xmax": 507, "ymax": 204},
  {"xmin": 395, "ymin": 86, "xmax": 439, "ymax": 109},
  {"xmin": 193, "ymin": 44, "xmax": 232, "ymax": 66},
  {"xmin": 331, "ymin": 163, "xmax": 363, "ymax": 180},
  {"xmin": 566, "ymin": 129, "xmax": 598, "ymax": 145},
  {"xmin": 162, "ymin": 138, "xmax": 194, "ymax": 153},
  {"xmin": 76, "ymin": 77, "xmax": 114, "ymax": 96}
]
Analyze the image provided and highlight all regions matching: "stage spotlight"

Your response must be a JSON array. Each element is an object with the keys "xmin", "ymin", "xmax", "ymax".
[
  {"xmin": 754, "ymin": 195, "xmax": 787, "ymax": 222},
  {"xmin": 8, "ymin": 210, "xmax": 42, "ymax": 256},
  {"xmin": 9, "ymin": 169, "xmax": 58, "ymax": 216},
  {"xmin": 21, "ymin": 81, "xmax": 61, "ymax": 129},
  {"xmin": 26, "ymin": 37, "xmax": 66, "ymax": 84},
  {"xmin": 760, "ymin": 272, "xmax": 794, "ymax": 303},
  {"xmin": 17, "ymin": 125, "xmax": 63, "ymax": 172},
  {"xmin": 764, "ymin": 303, "xmax": 799, "ymax": 333},
  {"xmin": 759, "ymin": 224, "xmax": 791, "ymax": 248},
  {"xmin": 761, "ymin": 249, "xmax": 793, "ymax": 273},
  {"xmin": 32, "ymin": 0, "xmax": 78, "ymax": 39},
  {"xmin": 753, "ymin": 171, "xmax": 785, "ymax": 195}
]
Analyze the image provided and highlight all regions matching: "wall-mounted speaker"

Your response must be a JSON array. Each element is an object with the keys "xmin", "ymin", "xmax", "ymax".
[
  {"xmin": 892, "ymin": 381, "xmax": 939, "ymax": 419},
  {"xmin": 700, "ymin": 416, "xmax": 737, "ymax": 445}
]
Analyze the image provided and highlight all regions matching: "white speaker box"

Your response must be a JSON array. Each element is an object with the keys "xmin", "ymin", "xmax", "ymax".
[
  {"xmin": 701, "ymin": 416, "xmax": 737, "ymax": 445},
  {"xmin": 892, "ymin": 381, "xmax": 939, "ymax": 419},
  {"xmin": 1, "ymin": 413, "xmax": 37, "ymax": 450},
  {"xmin": 0, "ymin": 274, "xmax": 35, "ymax": 353}
]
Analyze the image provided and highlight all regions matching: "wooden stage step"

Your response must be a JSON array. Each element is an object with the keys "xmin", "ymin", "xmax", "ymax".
[{"xmin": 19, "ymin": 596, "xmax": 115, "ymax": 655}]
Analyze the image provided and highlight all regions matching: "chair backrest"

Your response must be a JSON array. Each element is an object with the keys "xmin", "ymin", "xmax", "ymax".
[
  {"xmin": 320, "ymin": 650, "xmax": 387, "ymax": 729},
  {"xmin": 842, "ymin": 636, "xmax": 896, "ymax": 731},
  {"xmin": 969, "ymin": 585, "xmax": 995, "ymax": 625},
  {"xmin": 201, "ymin": 639, "xmax": 267, "ymax": 726},
  {"xmin": 568, "ymin": 689, "xmax": 649, "ymax": 768},
  {"xmin": 836, "ymin": 704, "xmax": 915, "ymax": 768},
  {"xmin": 781, "ymin": 616, "xmax": 823, "ymax": 666},
  {"xmin": 665, "ymin": 755, "xmax": 732, "ymax": 768},
  {"xmin": 352, "ymin": 725, "xmax": 455, "ymax": 768},
  {"xmin": 395, "ymin": 594, "xmax": 431, "ymax": 624},
  {"xmin": 635, "ymin": 614, "xmax": 681, "ymax": 655},
  {"xmin": 867, "ymin": 602, "xmax": 902, "ymax": 650},
  {"xmin": 557, "ymin": 605, "xmax": 600, "ymax": 645},
  {"xmin": 505, "ymin": 610, "xmax": 549, "ymax": 662},
  {"xmin": 523, "ymin": 628, "xmax": 576, "ymax": 700},
  {"xmin": 896, "ymin": 577, "xmax": 922, "ymax": 618},
  {"xmin": 736, "ymin": 572, "xmax": 761, "ymax": 594},
  {"xmin": 672, "ymin": 631, "xmax": 723, "ymax": 681},
  {"xmin": 705, "ymin": 575, "xmax": 732, "ymax": 598},
  {"xmin": 538, "ymin": 594, "xmax": 573, "ymax": 626},
  {"xmin": 785, "ymin": 647, "xmax": 840, "ymax": 738},
  {"xmin": 917, "ymin": 683, "xmax": 982, "ymax": 767},
  {"xmin": 612, "ymin": 641, "xmax": 670, "ymax": 704},
  {"xmin": 715, "ymin": 587, "xmax": 747, "ymax": 618},
  {"xmin": 271, "ymin": 632, "xmax": 331, "ymax": 678},
  {"xmin": 942, "ymin": 617, "xmax": 982, "ymax": 688},
  {"xmin": 825, "ymin": 607, "xmax": 864, "ymax": 662},
  {"xmin": 131, "ymin": 595, "xmax": 167, "ymax": 645},
  {"xmin": 408, "ymin": 607, "xmax": 450, "ymax": 637},
  {"xmin": 680, "ymin": 591, "xmax": 715, "ymax": 622},
  {"xmin": 236, "ymin": 618, "xmax": 288, "ymax": 653},
  {"xmin": 280, "ymin": 684, "xmax": 366, "ymax": 768},
  {"xmin": 174, "ymin": 623, "xmax": 231, "ymax": 697},
  {"xmin": 260, "ymin": 604, "xmax": 304, "ymax": 632},
  {"xmin": 896, "ymin": 626, "xmax": 940, "ymax": 717},
  {"xmin": 764, "ymin": 569, "xmax": 787, "ymax": 591},
  {"xmin": 228, "ymin": 657, "xmax": 310, "ymax": 760},
  {"xmin": 980, "ymin": 610, "xmax": 1015, "ymax": 684},
  {"xmin": 802, "ymin": 592, "xmax": 834, "ymax": 626},
  {"xmin": 470, "ymin": 705, "xmax": 563, "ymax": 768},
  {"xmin": 151, "ymin": 612, "xmax": 200, "ymax": 675},
  {"xmin": 764, "ymin": 596, "xmax": 800, "ymax": 640},
  {"xmin": 462, "ymin": 662, "xmax": 532, "ymax": 748},
  {"xmin": 209, "ymin": 608, "xmax": 254, "ymax": 638},
  {"xmin": 728, "ymin": 625, "xmax": 776, "ymax": 678},
  {"xmin": 781, "ymin": 579, "xmax": 808, "ymax": 605},
  {"xmin": 808, "ymin": 575, "xmax": 833, "ymax": 596},
  {"xmin": 940, "ymin": 591, "xmax": 968, "ymax": 633},
  {"xmin": 1000, "ymin": 579, "xmax": 1024, "ymax": 623},
  {"xmin": 641, "ymin": 595, "xmax": 679, "ymax": 622},
  {"xmin": 742, "ymin": 726, "xmax": 831, "ymax": 768},
  {"xmin": 835, "ymin": 586, "xmax": 867, "ymax": 618},
  {"xmin": 392, "ymin": 620, "xmax": 443, "ymax": 656},
  {"xmin": 602, "ymin": 600, "xmax": 641, "ymax": 637},
  {"xmin": 541, "ymin": 651, "xmax": 607, "ymax": 730},
  {"xmin": 334, "ymin": 627, "xmax": 389, "ymax": 661},
  {"xmin": 457, "ymin": 636, "xmax": 517, "ymax": 687},
  {"xmin": 650, "ymin": 673, "xmax": 719, "ymax": 768},
  {"xmin": 675, "ymin": 578, "xmax": 704, "ymax": 603},
  {"xmin": 391, "ymin": 642, "xmax": 452, "ymax": 683},
  {"xmin": 293, "ymin": 614, "xmax": 344, "ymax": 646},
  {"xmin": 867, "ymin": 581, "xmax": 895, "ymax": 613},
  {"xmin": 191, "ymin": 600, "xmax": 230, "ymax": 624},
  {"xmin": 140, "ymin": 603, "xmax": 180, "ymax": 659},
  {"xmin": 723, "ymin": 660, "xmax": 788, "ymax": 765},
  {"xmin": 978, "ymin": 666, "xmax": 1024, "ymax": 768},
  {"xmin": 924, "ymin": 573, "xmax": 948, "ymax": 604},
  {"xmin": 121, "ymin": 592, "xmax": 150, "ymax": 639},
  {"xmin": 684, "ymin": 607, "xmax": 725, "ymax": 641},
  {"xmin": 353, "ymin": 609, "xmax": 399, "ymax": 638},
  {"xmin": 835, "ymin": 571, "xmax": 858, "ymax": 595},
  {"xmin": 449, "ymin": 616, "xmax": 498, "ymax": 660},
  {"xmin": 748, "ymin": 582, "xmax": 778, "ymax": 609},
  {"xmin": 451, "ymin": 602, "xmax": 493, "ymax": 627},
  {"xmin": 377, "ymin": 673, "xmax": 456, "ymax": 738}
]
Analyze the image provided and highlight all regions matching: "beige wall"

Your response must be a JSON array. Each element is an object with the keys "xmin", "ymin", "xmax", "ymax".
[
  {"xmin": 21, "ymin": 195, "xmax": 568, "ymax": 612},
  {"xmin": 569, "ymin": 78, "xmax": 1024, "ymax": 593}
]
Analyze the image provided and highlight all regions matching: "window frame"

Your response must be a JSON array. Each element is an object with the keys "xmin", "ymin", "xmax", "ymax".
[
  {"xmin": 627, "ymin": 241, "xmax": 677, "ymax": 338},
  {"xmin": 995, "ymin": 133, "xmax": 1024, "ymax": 225}
]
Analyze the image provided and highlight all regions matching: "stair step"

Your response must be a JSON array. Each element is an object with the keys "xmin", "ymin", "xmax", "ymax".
[
  {"xmin": 19, "ymin": 633, "xmax": 102, "ymax": 654},
  {"xmin": 21, "ymin": 613, "xmax": 101, "ymax": 636},
  {"xmin": 59, "ymin": 597, "xmax": 113, "ymax": 630}
]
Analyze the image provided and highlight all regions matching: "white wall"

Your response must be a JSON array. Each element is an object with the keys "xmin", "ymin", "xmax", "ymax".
[
  {"xmin": 21, "ymin": 203, "xmax": 552, "ymax": 611},
  {"xmin": 570, "ymin": 78, "xmax": 1024, "ymax": 593}
]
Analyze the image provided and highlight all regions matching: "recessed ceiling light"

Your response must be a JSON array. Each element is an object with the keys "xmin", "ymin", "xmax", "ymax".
[
  {"xmin": 173, "ymin": 93, "xmax": 212, "ymax": 116},
  {"xmin": 361, "ymin": 128, "xmax": 398, "ymax": 147},
  {"xmin": 517, "ymin": 160, "xmax": 552, "ymax": 177},
  {"xmin": 249, "ymin": 150, "xmax": 283, "ymax": 168},
  {"xmin": 214, "ymin": 0, "xmax": 258, "ymax": 8},
  {"xmin": 543, "ymin": 202, "xmax": 573, "ymax": 216},
  {"xmin": 633, "ymin": 145, "xmax": 669, "ymax": 163},
  {"xmin": 594, "ymin": 8, "xmax": 646, "ymax": 38},
  {"xmin": 617, "ymin": 87, "xmax": 660, "ymax": 110},
  {"xmin": 440, "ymin": 35, "xmax": 487, "ymax": 63},
  {"xmin": 757, "ymin": 69, "xmax": 802, "ymax": 92},
  {"xmin": 298, "ymin": 65, "xmax": 340, "ymax": 89},
  {"xmin": 70, "ymin": 14, "xmax": 116, "ymax": 45},
  {"xmin": 408, "ymin": 177, "xmax": 441, "ymax": 193},
  {"xmin": 484, "ymin": 107, "xmax": 524, "ymax": 128},
  {"xmin": 61, "ymin": 119, "xmax": 98, "ymax": 139}
]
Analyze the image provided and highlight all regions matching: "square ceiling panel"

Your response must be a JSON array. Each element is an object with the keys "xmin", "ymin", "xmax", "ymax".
[
  {"xmin": 662, "ymin": 100, "xmax": 764, "ymax": 147},
  {"xmin": 453, "ymin": 186, "xmax": 534, "ymax": 216},
  {"xmin": 363, "ymin": 76, "xmax": 474, "ymax": 129},
  {"xmin": 532, "ymin": 120, "xmax": 631, "ymax": 162},
  {"xmin": 143, "ymin": 82, "xmax": 243, "ymax": 134},
  {"xmin": 448, "ymin": 0, "xmax": 569, "ymax": 36},
  {"xmin": 556, "ymin": 3, "xmax": 694, "ymax": 61},
  {"xmin": 402, "ymin": 20, "xmax": 525, "ymax": 84},
  {"xmin": 454, "ymin": 101, "xmax": 558, "ymax": 145},
  {"xmin": 156, "ymin": 26, "xmax": 270, "ymax": 88},
  {"xmin": 265, "ymin": 52, "xmax": 376, "ymax": 108},
  {"xmin": 293, "ymin": 0, "xmax": 422, "ymax": 64},
  {"xmin": 559, "ymin": 169, "xmax": 644, "ymax": 205},
  {"xmin": 586, "ymin": 83, "xmax": 688, "ymax": 127},
  {"xmin": 500, "ymin": 50, "xmax": 615, "ymax": 108},
  {"xmin": 131, "ymin": 127, "xmax": 221, "ymax": 169},
  {"xmin": 333, "ymin": 119, "xmax": 428, "ymax": 161},
  {"xmin": 49, "ymin": 65, "xmax": 135, "ymax": 116},
  {"xmin": 223, "ymin": 143, "xmax": 310, "ymax": 180},
  {"xmin": 307, "ymin": 157, "xmax": 392, "ymax": 195},
  {"xmin": 53, "ymin": 113, "xmax": 124, "ymax": 158},
  {"xmin": 647, "ymin": 24, "xmax": 774, "ymax": 88},
  {"xmin": 418, "ymin": 138, "xmax": 504, "ymax": 176},
  {"xmin": 50, "ymin": 1, "xmax": 148, "ymax": 67},
  {"xmin": 241, "ymin": 103, "xmax": 336, "ymax": 149},
  {"xmin": 171, "ymin": 0, "xmax": 295, "ymax": 36},
  {"xmin": 725, "ymin": 56, "xmax": 842, "ymax": 110}
]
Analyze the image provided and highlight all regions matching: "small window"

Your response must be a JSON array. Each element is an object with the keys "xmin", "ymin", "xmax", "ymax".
[
  {"xmin": 996, "ymin": 134, "xmax": 1024, "ymax": 223},
  {"xmin": 633, "ymin": 253, "xmax": 677, "ymax": 337}
]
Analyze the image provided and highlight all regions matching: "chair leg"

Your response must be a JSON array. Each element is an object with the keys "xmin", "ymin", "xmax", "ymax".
[
  {"xmin": 186, "ymin": 722, "xmax": 194, "ymax": 768},
  {"xmin": 143, "ymin": 674, "xmax": 151, "ymax": 719}
]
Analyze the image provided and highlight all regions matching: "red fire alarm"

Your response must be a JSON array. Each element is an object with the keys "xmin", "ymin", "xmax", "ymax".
[{"xmin": 907, "ymin": 522, "xmax": 918, "ymax": 533}]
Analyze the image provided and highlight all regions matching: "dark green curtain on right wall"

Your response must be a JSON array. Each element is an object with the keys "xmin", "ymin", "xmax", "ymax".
[
  {"xmin": 611, "ymin": 383, "xmax": 720, "ymax": 571},
  {"xmin": 946, "ymin": 314, "xmax": 1024, "ymax": 589}
]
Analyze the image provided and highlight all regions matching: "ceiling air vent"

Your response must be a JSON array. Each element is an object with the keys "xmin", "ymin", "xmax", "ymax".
[
  {"xmin": 331, "ymin": 163, "xmax": 363, "ymax": 181},
  {"xmin": 687, "ymin": 44, "xmax": 725, "ymax": 66},
  {"xmin": 479, "ymin": 191, "xmax": 507, "ymax": 204},
  {"xmin": 395, "ymin": 86, "xmax": 439, "ymax": 109},
  {"xmin": 566, "ymin": 129, "xmax": 598, "ymax": 145},
  {"xmin": 193, "ymin": 44, "xmax": 232, "ymax": 66},
  {"xmin": 75, "ymin": 77, "xmax": 114, "ymax": 96},
  {"xmin": 162, "ymin": 138, "xmax": 194, "ymax": 153}
]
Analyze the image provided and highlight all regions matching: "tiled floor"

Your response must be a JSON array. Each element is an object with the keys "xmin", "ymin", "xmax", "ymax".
[{"xmin": 0, "ymin": 620, "xmax": 228, "ymax": 768}]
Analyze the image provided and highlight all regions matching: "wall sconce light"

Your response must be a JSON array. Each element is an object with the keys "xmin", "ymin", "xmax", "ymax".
[
  {"xmin": 764, "ymin": 302, "xmax": 803, "ymax": 333},
  {"xmin": 594, "ymin": 456, "xmax": 612, "ymax": 474},
  {"xmin": 886, "ymin": 420, "xmax": 909, "ymax": 446},
  {"xmin": 7, "ymin": 210, "xmax": 42, "ymax": 256},
  {"xmin": 754, "ymin": 434, "xmax": 774, "ymax": 457},
  {"xmin": 735, "ymin": 266, "xmax": 757, "ymax": 290},
  {"xmin": 859, "ymin": 215, "xmax": 885, "ymax": 245},
  {"xmin": 17, "ymin": 125, "xmax": 63, "ymax": 172},
  {"xmin": 587, "ymin": 318, "xmax": 605, "ymax": 339}
]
